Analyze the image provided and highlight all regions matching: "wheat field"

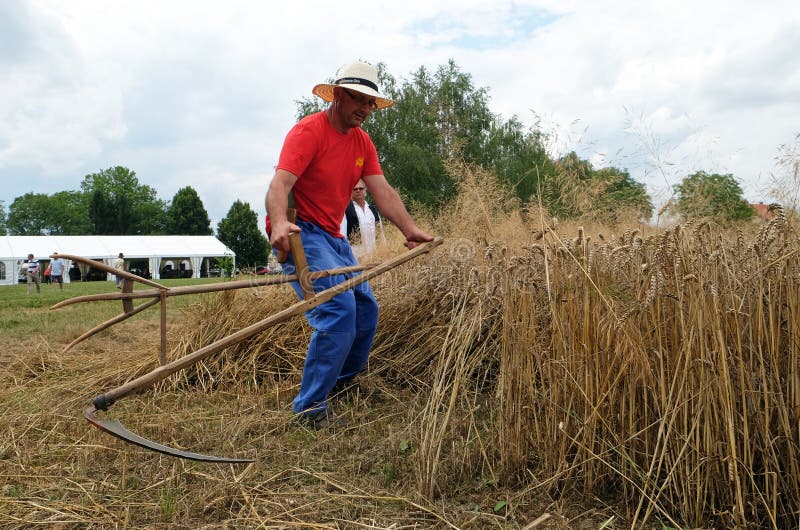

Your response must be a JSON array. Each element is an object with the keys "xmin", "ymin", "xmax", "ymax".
[{"xmin": 1, "ymin": 164, "xmax": 798, "ymax": 528}]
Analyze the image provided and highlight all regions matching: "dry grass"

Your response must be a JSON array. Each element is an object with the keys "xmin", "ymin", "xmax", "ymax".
[{"xmin": 1, "ymin": 163, "xmax": 799, "ymax": 528}]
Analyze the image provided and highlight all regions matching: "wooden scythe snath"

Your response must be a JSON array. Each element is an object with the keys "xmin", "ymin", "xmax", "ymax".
[{"xmin": 51, "ymin": 236, "xmax": 443, "ymax": 463}]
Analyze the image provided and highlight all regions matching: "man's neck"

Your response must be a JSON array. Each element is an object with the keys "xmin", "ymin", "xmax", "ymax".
[{"xmin": 325, "ymin": 107, "xmax": 350, "ymax": 134}]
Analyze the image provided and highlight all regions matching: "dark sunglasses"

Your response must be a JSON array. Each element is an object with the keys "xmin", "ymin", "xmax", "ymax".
[
  {"xmin": 342, "ymin": 88, "xmax": 378, "ymax": 110},
  {"xmin": 353, "ymin": 186, "xmax": 366, "ymax": 191}
]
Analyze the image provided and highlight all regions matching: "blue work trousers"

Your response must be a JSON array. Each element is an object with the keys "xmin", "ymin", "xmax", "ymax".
[{"xmin": 283, "ymin": 221, "xmax": 379, "ymax": 416}]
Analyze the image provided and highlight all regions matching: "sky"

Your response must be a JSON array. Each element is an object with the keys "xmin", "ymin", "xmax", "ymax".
[{"xmin": 2, "ymin": 0, "xmax": 799, "ymax": 231}]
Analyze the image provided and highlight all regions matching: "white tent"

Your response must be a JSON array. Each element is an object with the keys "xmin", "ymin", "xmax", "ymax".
[{"xmin": 0, "ymin": 235, "xmax": 236, "ymax": 286}]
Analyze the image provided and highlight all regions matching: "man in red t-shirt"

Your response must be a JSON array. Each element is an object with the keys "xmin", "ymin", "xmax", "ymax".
[{"xmin": 266, "ymin": 60, "xmax": 433, "ymax": 429}]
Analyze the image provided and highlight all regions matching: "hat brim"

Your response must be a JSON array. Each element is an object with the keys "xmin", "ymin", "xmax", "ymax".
[{"xmin": 312, "ymin": 83, "xmax": 395, "ymax": 110}]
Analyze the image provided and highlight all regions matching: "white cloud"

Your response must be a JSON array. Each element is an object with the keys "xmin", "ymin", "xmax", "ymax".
[{"xmin": 1, "ymin": 0, "xmax": 799, "ymax": 225}]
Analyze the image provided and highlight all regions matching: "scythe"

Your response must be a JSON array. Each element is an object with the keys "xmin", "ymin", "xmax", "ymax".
[{"xmin": 52, "ymin": 235, "xmax": 442, "ymax": 463}]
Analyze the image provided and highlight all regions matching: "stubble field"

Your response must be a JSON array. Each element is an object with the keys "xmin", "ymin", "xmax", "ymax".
[{"xmin": 2, "ymin": 168, "xmax": 798, "ymax": 528}]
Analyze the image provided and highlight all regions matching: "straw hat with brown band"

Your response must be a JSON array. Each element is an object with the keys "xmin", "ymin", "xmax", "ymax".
[{"xmin": 312, "ymin": 61, "xmax": 395, "ymax": 110}]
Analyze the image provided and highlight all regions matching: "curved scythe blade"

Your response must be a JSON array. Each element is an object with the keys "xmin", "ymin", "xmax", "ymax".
[{"xmin": 84, "ymin": 407, "xmax": 254, "ymax": 464}]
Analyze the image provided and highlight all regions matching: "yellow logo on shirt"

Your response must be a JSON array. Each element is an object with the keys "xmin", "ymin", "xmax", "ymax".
[{"xmin": 355, "ymin": 157, "xmax": 364, "ymax": 167}]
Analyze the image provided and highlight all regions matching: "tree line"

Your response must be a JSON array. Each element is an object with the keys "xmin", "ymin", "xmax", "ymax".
[
  {"xmin": 5, "ymin": 167, "xmax": 211, "ymax": 236},
  {"xmin": 297, "ymin": 60, "xmax": 757, "ymax": 223},
  {"xmin": 0, "ymin": 166, "xmax": 269, "ymax": 267},
  {"xmin": 0, "ymin": 60, "xmax": 759, "ymax": 265}
]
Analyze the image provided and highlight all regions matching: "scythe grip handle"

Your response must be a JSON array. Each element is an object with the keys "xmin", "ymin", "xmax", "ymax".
[
  {"xmin": 92, "ymin": 393, "xmax": 114, "ymax": 411},
  {"xmin": 275, "ymin": 208, "xmax": 297, "ymax": 263}
]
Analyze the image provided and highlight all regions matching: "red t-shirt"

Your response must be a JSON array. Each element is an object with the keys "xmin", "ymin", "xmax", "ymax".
[{"xmin": 272, "ymin": 111, "xmax": 382, "ymax": 238}]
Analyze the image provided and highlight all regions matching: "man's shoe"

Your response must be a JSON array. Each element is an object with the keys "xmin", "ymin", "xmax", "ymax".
[{"xmin": 297, "ymin": 409, "xmax": 349, "ymax": 431}]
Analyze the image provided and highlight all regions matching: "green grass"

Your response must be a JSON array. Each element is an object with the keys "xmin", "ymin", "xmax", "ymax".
[{"xmin": 0, "ymin": 277, "xmax": 233, "ymax": 336}]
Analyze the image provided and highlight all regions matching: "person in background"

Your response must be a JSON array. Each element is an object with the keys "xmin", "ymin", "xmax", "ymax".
[
  {"xmin": 266, "ymin": 60, "xmax": 433, "ymax": 429},
  {"xmin": 113, "ymin": 253, "xmax": 125, "ymax": 288},
  {"xmin": 340, "ymin": 178, "xmax": 385, "ymax": 258},
  {"xmin": 26, "ymin": 253, "xmax": 41, "ymax": 294},
  {"xmin": 50, "ymin": 254, "xmax": 65, "ymax": 291}
]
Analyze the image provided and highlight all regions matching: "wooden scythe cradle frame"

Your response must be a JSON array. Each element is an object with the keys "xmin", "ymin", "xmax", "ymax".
[{"xmin": 51, "ymin": 234, "xmax": 442, "ymax": 463}]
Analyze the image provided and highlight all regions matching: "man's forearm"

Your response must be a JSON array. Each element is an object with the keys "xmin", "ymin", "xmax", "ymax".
[
  {"xmin": 266, "ymin": 190, "xmax": 289, "ymax": 224},
  {"xmin": 372, "ymin": 187, "xmax": 415, "ymax": 236},
  {"xmin": 266, "ymin": 170, "xmax": 299, "ymax": 226}
]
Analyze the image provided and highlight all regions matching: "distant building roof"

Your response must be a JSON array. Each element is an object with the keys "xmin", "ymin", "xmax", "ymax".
[{"xmin": 750, "ymin": 202, "xmax": 774, "ymax": 221}]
